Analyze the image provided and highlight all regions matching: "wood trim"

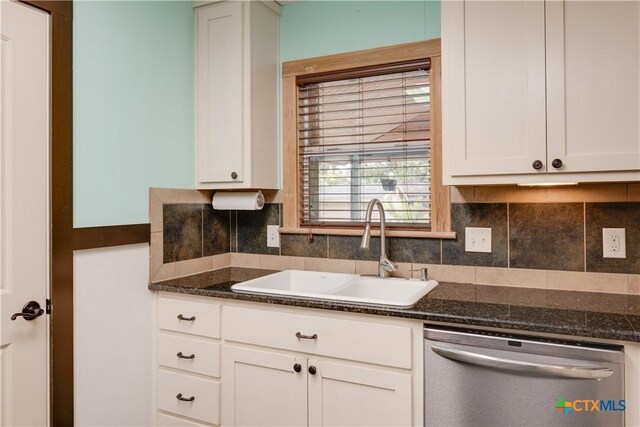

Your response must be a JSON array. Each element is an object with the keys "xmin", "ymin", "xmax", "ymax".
[
  {"xmin": 73, "ymin": 224, "xmax": 151, "ymax": 250},
  {"xmin": 429, "ymin": 56, "xmax": 451, "ymax": 232},
  {"xmin": 296, "ymin": 58, "xmax": 430, "ymax": 85},
  {"xmin": 22, "ymin": 0, "xmax": 72, "ymax": 17},
  {"xmin": 49, "ymin": 9, "xmax": 74, "ymax": 427},
  {"xmin": 282, "ymin": 39, "xmax": 441, "ymax": 78},
  {"xmin": 279, "ymin": 227, "xmax": 456, "ymax": 240},
  {"xmin": 282, "ymin": 39, "xmax": 451, "ymax": 234},
  {"xmin": 282, "ymin": 76, "xmax": 299, "ymax": 229},
  {"xmin": 19, "ymin": 0, "xmax": 74, "ymax": 425}
]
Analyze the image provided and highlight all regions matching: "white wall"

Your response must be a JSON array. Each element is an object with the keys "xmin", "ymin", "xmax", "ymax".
[{"xmin": 74, "ymin": 244, "xmax": 154, "ymax": 426}]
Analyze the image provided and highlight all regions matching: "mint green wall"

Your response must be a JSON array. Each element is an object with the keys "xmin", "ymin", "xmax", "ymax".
[
  {"xmin": 280, "ymin": 1, "xmax": 441, "ymax": 62},
  {"xmin": 73, "ymin": 1, "xmax": 194, "ymax": 227},
  {"xmin": 73, "ymin": 1, "xmax": 439, "ymax": 227}
]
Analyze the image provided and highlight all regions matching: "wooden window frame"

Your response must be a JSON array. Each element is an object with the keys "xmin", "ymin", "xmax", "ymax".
[{"xmin": 281, "ymin": 39, "xmax": 455, "ymax": 239}]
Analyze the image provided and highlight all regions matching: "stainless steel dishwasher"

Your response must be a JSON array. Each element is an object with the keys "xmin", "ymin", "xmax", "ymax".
[{"xmin": 424, "ymin": 326, "xmax": 625, "ymax": 427}]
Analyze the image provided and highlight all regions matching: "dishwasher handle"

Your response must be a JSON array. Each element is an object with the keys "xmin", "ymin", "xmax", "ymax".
[{"xmin": 431, "ymin": 345, "xmax": 614, "ymax": 380}]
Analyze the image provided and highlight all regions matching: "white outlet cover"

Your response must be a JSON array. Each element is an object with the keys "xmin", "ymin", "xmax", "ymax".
[
  {"xmin": 267, "ymin": 225, "xmax": 280, "ymax": 248},
  {"xmin": 465, "ymin": 227, "xmax": 492, "ymax": 253},
  {"xmin": 603, "ymin": 228, "xmax": 626, "ymax": 259}
]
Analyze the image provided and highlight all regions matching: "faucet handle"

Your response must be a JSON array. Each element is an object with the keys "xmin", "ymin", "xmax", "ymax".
[
  {"xmin": 410, "ymin": 267, "xmax": 428, "ymax": 281},
  {"xmin": 379, "ymin": 255, "xmax": 397, "ymax": 274}
]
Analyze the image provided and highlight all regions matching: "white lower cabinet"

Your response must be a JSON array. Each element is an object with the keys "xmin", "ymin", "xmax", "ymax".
[
  {"xmin": 222, "ymin": 345, "xmax": 308, "ymax": 426},
  {"xmin": 157, "ymin": 295, "xmax": 222, "ymax": 426},
  {"xmin": 222, "ymin": 345, "xmax": 412, "ymax": 427},
  {"xmin": 158, "ymin": 370, "xmax": 221, "ymax": 425},
  {"xmin": 307, "ymin": 358, "xmax": 412, "ymax": 427},
  {"xmin": 156, "ymin": 293, "xmax": 421, "ymax": 426},
  {"xmin": 157, "ymin": 412, "xmax": 211, "ymax": 427}
]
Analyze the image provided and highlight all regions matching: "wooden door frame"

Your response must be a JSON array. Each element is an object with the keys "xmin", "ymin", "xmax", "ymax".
[{"xmin": 17, "ymin": 1, "xmax": 73, "ymax": 425}]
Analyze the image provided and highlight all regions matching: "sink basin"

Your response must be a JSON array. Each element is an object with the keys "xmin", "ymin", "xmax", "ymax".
[{"xmin": 231, "ymin": 270, "xmax": 438, "ymax": 308}]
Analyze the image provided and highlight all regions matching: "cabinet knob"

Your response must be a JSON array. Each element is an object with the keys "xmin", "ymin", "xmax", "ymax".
[
  {"xmin": 532, "ymin": 160, "xmax": 543, "ymax": 170},
  {"xmin": 231, "ymin": 171, "xmax": 238, "ymax": 179},
  {"xmin": 293, "ymin": 363, "xmax": 302, "ymax": 373},
  {"xmin": 308, "ymin": 365, "xmax": 317, "ymax": 375},
  {"xmin": 551, "ymin": 158, "xmax": 563, "ymax": 169}
]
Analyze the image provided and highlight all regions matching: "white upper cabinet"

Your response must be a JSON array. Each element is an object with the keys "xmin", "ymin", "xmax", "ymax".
[
  {"xmin": 443, "ymin": 1, "xmax": 547, "ymax": 178},
  {"xmin": 196, "ymin": 1, "xmax": 281, "ymax": 189},
  {"xmin": 442, "ymin": 0, "xmax": 640, "ymax": 185},
  {"xmin": 546, "ymin": 1, "xmax": 640, "ymax": 175}
]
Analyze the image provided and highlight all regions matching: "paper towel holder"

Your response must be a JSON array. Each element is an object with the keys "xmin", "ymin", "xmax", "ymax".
[{"xmin": 211, "ymin": 190, "xmax": 265, "ymax": 210}]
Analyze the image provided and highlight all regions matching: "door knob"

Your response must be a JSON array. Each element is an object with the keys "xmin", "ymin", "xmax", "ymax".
[
  {"xmin": 293, "ymin": 363, "xmax": 302, "ymax": 373},
  {"xmin": 231, "ymin": 172, "xmax": 238, "ymax": 179},
  {"xmin": 532, "ymin": 160, "xmax": 543, "ymax": 170},
  {"xmin": 308, "ymin": 365, "xmax": 317, "ymax": 375},
  {"xmin": 11, "ymin": 301, "xmax": 44, "ymax": 321}
]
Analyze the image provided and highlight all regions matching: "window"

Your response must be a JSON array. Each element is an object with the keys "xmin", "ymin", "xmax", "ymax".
[
  {"xmin": 298, "ymin": 65, "xmax": 431, "ymax": 229},
  {"xmin": 282, "ymin": 40, "xmax": 452, "ymax": 237}
]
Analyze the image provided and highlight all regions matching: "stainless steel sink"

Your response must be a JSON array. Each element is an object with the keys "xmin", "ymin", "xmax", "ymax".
[{"xmin": 231, "ymin": 270, "xmax": 438, "ymax": 308}]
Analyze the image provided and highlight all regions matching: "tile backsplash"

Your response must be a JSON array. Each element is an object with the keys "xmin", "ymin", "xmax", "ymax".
[
  {"xmin": 151, "ymin": 186, "xmax": 640, "ymax": 293},
  {"xmin": 163, "ymin": 203, "xmax": 229, "ymax": 263}
]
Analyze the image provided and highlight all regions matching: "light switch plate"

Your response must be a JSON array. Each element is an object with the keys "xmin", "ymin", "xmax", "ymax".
[
  {"xmin": 603, "ymin": 228, "xmax": 625, "ymax": 258},
  {"xmin": 465, "ymin": 227, "xmax": 492, "ymax": 253},
  {"xmin": 267, "ymin": 225, "xmax": 280, "ymax": 248}
]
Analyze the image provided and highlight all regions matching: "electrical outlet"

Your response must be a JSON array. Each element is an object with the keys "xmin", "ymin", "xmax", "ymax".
[
  {"xmin": 267, "ymin": 225, "xmax": 280, "ymax": 248},
  {"xmin": 465, "ymin": 227, "xmax": 492, "ymax": 253},
  {"xmin": 603, "ymin": 228, "xmax": 626, "ymax": 258}
]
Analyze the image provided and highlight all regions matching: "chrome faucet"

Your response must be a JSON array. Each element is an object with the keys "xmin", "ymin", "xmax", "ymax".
[{"xmin": 360, "ymin": 199, "xmax": 398, "ymax": 277}]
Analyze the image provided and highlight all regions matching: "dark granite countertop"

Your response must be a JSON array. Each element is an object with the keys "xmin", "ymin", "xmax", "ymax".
[{"xmin": 149, "ymin": 267, "xmax": 640, "ymax": 343}]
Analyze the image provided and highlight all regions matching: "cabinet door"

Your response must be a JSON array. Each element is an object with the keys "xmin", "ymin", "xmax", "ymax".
[
  {"xmin": 443, "ymin": 0, "xmax": 547, "ymax": 177},
  {"xmin": 222, "ymin": 345, "xmax": 308, "ymax": 427},
  {"xmin": 197, "ymin": 2, "xmax": 244, "ymax": 184},
  {"xmin": 546, "ymin": 1, "xmax": 640, "ymax": 174},
  {"xmin": 308, "ymin": 359, "xmax": 412, "ymax": 427}
]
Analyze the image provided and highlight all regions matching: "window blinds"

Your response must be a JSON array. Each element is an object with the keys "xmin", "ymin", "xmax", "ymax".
[{"xmin": 298, "ymin": 62, "xmax": 432, "ymax": 229}]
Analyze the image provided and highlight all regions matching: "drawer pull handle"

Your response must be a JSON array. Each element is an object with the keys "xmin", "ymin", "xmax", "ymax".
[
  {"xmin": 176, "ymin": 393, "xmax": 195, "ymax": 402},
  {"xmin": 177, "ymin": 314, "xmax": 196, "ymax": 322},
  {"xmin": 296, "ymin": 332, "xmax": 318, "ymax": 340},
  {"xmin": 177, "ymin": 352, "xmax": 195, "ymax": 360}
]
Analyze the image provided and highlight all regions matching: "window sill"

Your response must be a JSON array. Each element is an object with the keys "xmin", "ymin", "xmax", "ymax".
[{"xmin": 279, "ymin": 227, "xmax": 456, "ymax": 240}]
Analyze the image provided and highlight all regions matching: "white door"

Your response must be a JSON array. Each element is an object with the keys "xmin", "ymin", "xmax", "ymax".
[
  {"xmin": 308, "ymin": 359, "xmax": 412, "ymax": 427},
  {"xmin": 443, "ymin": 0, "xmax": 547, "ymax": 177},
  {"xmin": 222, "ymin": 345, "xmax": 308, "ymax": 426},
  {"xmin": 546, "ymin": 0, "xmax": 640, "ymax": 174},
  {"xmin": 0, "ymin": 1, "xmax": 50, "ymax": 426}
]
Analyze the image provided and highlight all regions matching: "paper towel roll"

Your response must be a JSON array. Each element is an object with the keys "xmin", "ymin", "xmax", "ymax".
[{"xmin": 212, "ymin": 191, "xmax": 265, "ymax": 210}]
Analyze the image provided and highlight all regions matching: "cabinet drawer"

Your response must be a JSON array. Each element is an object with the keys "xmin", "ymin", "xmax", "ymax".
[
  {"xmin": 223, "ymin": 306, "xmax": 412, "ymax": 369},
  {"xmin": 158, "ymin": 296, "xmax": 220, "ymax": 338},
  {"xmin": 158, "ymin": 333, "xmax": 220, "ymax": 377},
  {"xmin": 157, "ymin": 412, "xmax": 210, "ymax": 427},
  {"xmin": 158, "ymin": 370, "xmax": 220, "ymax": 425}
]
